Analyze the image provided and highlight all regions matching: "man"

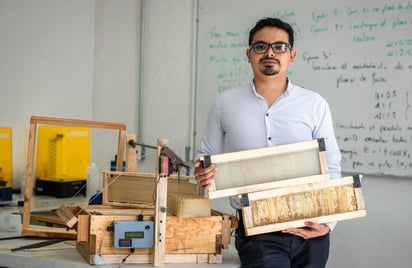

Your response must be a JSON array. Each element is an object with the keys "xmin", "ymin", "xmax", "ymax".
[{"xmin": 194, "ymin": 17, "xmax": 342, "ymax": 268}]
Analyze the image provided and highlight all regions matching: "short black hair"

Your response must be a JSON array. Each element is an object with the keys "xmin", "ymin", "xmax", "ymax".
[{"xmin": 248, "ymin": 17, "xmax": 294, "ymax": 48}]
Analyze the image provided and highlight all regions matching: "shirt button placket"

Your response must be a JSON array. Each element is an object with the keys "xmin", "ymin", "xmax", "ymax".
[{"xmin": 265, "ymin": 112, "xmax": 273, "ymax": 145}]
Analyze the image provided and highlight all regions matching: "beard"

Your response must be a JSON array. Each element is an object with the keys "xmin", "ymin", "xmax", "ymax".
[
  {"xmin": 259, "ymin": 57, "xmax": 280, "ymax": 76},
  {"xmin": 261, "ymin": 66, "xmax": 279, "ymax": 76}
]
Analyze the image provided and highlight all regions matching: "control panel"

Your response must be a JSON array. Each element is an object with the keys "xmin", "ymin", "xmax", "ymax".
[{"xmin": 113, "ymin": 220, "xmax": 154, "ymax": 248}]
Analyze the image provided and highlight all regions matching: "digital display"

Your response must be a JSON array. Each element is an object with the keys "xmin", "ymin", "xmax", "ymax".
[
  {"xmin": 114, "ymin": 221, "xmax": 154, "ymax": 248},
  {"xmin": 125, "ymin": 231, "xmax": 144, "ymax": 239}
]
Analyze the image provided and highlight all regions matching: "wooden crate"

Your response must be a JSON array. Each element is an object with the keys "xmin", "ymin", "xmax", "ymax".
[
  {"xmin": 201, "ymin": 139, "xmax": 330, "ymax": 199},
  {"xmin": 241, "ymin": 175, "xmax": 366, "ymax": 236},
  {"xmin": 102, "ymin": 171, "xmax": 199, "ymax": 207},
  {"xmin": 74, "ymin": 206, "xmax": 233, "ymax": 265}
]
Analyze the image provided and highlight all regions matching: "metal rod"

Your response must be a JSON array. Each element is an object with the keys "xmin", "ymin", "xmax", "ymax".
[
  {"xmin": 11, "ymin": 238, "xmax": 67, "ymax": 252},
  {"xmin": 128, "ymin": 140, "xmax": 157, "ymax": 150}
]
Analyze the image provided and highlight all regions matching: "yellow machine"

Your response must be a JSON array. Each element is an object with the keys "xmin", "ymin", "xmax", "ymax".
[
  {"xmin": 35, "ymin": 125, "xmax": 90, "ymax": 197},
  {"xmin": 0, "ymin": 127, "xmax": 13, "ymax": 203}
]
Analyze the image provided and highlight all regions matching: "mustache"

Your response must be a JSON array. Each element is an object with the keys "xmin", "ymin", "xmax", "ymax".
[{"xmin": 260, "ymin": 57, "xmax": 280, "ymax": 64}]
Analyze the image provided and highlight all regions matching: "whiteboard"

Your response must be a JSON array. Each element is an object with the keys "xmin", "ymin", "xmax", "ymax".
[{"xmin": 195, "ymin": 0, "xmax": 412, "ymax": 177}]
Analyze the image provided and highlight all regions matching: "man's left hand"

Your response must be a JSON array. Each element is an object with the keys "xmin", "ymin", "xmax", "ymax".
[{"xmin": 282, "ymin": 221, "xmax": 330, "ymax": 239}]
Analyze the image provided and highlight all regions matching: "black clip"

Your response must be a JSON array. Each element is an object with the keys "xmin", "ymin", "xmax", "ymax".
[
  {"xmin": 201, "ymin": 155, "xmax": 211, "ymax": 168},
  {"xmin": 317, "ymin": 138, "xmax": 326, "ymax": 151},
  {"xmin": 241, "ymin": 194, "xmax": 250, "ymax": 207},
  {"xmin": 353, "ymin": 174, "xmax": 362, "ymax": 188}
]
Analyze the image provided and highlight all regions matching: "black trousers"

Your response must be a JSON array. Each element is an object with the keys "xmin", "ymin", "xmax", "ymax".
[{"xmin": 235, "ymin": 214, "xmax": 330, "ymax": 268}]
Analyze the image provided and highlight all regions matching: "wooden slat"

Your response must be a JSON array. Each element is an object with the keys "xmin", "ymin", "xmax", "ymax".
[
  {"xmin": 56, "ymin": 205, "xmax": 78, "ymax": 228},
  {"xmin": 203, "ymin": 139, "xmax": 329, "ymax": 199},
  {"xmin": 83, "ymin": 207, "xmax": 154, "ymax": 216},
  {"xmin": 85, "ymin": 253, "xmax": 221, "ymax": 264},
  {"xmin": 211, "ymin": 209, "xmax": 238, "ymax": 249},
  {"xmin": 245, "ymin": 211, "xmax": 366, "ymax": 236},
  {"xmin": 354, "ymin": 187, "xmax": 366, "ymax": 210},
  {"xmin": 208, "ymin": 174, "xmax": 330, "ymax": 199},
  {"xmin": 30, "ymin": 116, "xmax": 126, "ymax": 130},
  {"xmin": 154, "ymin": 139, "xmax": 169, "ymax": 267},
  {"xmin": 209, "ymin": 139, "xmax": 324, "ymax": 163},
  {"xmin": 126, "ymin": 134, "xmax": 137, "ymax": 172},
  {"xmin": 76, "ymin": 214, "xmax": 90, "ymax": 243},
  {"xmin": 21, "ymin": 224, "xmax": 77, "ymax": 239},
  {"xmin": 116, "ymin": 130, "xmax": 127, "ymax": 171},
  {"xmin": 22, "ymin": 121, "xmax": 37, "ymax": 232},
  {"xmin": 30, "ymin": 214, "xmax": 66, "ymax": 226}
]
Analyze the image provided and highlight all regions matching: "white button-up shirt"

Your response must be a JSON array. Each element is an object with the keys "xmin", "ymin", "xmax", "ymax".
[{"xmin": 197, "ymin": 80, "xmax": 342, "ymax": 230}]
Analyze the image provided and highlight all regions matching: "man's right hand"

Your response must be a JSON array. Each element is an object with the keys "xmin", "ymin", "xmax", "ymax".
[{"xmin": 194, "ymin": 160, "xmax": 217, "ymax": 189}]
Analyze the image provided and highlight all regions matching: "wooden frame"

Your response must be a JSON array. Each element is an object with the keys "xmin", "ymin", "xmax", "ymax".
[
  {"xmin": 22, "ymin": 116, "xmax": 127, "ymax": 238},
  {"xmin": 202, "ymin": 139, "xmax": 330, "ymax": 199},
  {"xmin": 241, "ymin": 175, "xmax": 366, "ymax": 236}
]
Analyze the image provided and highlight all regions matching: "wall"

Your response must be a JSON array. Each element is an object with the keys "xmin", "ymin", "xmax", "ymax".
[
  {"xmin": 0, "ymin": 1, "xmax": 411, "ymax": 267},
  {"xmin": 92, "ymin": 0, "xmax": 141, "ymax": 172},
  {"xmin": 0, "ymin": 0, "xmax": 95, "ymax": 185},
  {"xmin": 329, "ymin": 174, "xmax": 412, "ymax": 267},
  {"xmin": 0, "ymin": 0, "xmax": 141, "ymax": 184},
  {"xmin": 137, "ymin": 0, "xmax": 197, "ymax": 173}
]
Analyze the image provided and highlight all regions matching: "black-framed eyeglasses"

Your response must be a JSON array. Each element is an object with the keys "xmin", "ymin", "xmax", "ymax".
[{"xmin": 249, "ymin": 42, "xmax": 292, "ymax": 54}]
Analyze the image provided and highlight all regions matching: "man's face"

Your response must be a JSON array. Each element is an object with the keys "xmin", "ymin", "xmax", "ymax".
[{"xmin": 246, "ymin": 26, "xmax": 296, "ymax": 78}]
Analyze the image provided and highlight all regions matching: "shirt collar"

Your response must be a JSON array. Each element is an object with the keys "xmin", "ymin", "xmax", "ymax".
[{"xmin": 250, "ymin": 78, "xmax": 294, "ymax": 99}]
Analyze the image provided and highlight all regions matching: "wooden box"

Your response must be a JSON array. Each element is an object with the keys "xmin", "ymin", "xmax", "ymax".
[
  {"xmin": 202, "ymin": 139, "xmax": 330, "ymax": 199},
  {"xmin": 241, "ymin": 175, "xmax": 366, "ymax": 236},
  {"xmin": 102, "ymin": 171, "xmax": 199, "ymax": 207},
  {"xmin": 74, "ymin": 206, "xmax": 234, "ymax": 265}
]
